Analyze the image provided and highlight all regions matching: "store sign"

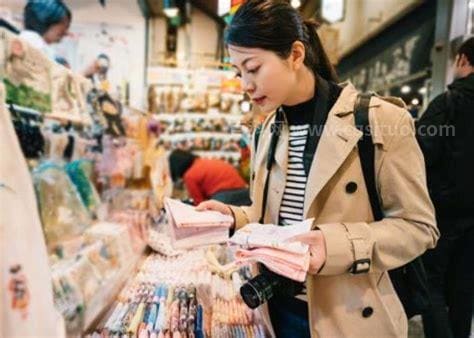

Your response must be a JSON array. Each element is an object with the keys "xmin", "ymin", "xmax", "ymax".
[
  {"xmin": 341, "ymin": 20, "xmax": 434, "ymax": 92},
  {"xmin": 321, "ymin": 0, "xmax": 345, "ymax": 24}
]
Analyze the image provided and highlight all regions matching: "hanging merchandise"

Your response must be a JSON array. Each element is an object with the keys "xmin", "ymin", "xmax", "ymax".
[
  {"xmin": 65, "ymin": 159, "xmax": 102, "ymax": 217},
  {"xmin": 2, "ymin": 29, "xmax": 53, "ymax": 113},
  {"xmin": 33, "ymin": 162, "xmax": 92, "ymax": 254},
  {"xmin": 0, "ymin": 82, "xmax": 65, "ymax": 338}
]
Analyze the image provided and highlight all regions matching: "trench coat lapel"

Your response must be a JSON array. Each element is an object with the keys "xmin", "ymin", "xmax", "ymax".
[{"xmin": 303, "ymin": 84, "xmax": 363, "ymax": 216}]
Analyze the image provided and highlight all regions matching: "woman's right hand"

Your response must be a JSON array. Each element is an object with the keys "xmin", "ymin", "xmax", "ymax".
[{"xmin": 195, "ymin": 200, "xmax": 233, "ymax": 216}]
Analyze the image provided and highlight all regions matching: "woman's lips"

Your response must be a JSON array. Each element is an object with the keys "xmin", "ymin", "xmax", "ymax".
[{"xmin": 252, "ymin": 96, "xmax": 267, "ymax": 105}]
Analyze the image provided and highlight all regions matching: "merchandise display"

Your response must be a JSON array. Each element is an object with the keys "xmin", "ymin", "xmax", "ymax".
[{"xmin": 87, "ymin": 250, "xmax": 270, "ymax": 338}]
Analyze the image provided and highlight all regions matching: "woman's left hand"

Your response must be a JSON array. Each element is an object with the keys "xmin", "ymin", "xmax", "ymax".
[{"xmin": 287, "ymin": 230, "xmax": 327, "ymax": 275}]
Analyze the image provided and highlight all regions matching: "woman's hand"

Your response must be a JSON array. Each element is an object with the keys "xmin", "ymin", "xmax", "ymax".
[
  {"xmin": 288, "ymin": 230, "xmax": 327, "ymax": 275},
  {"xmin": 195, "ymin": 200, "xmax": 233, "ymax": 216}
]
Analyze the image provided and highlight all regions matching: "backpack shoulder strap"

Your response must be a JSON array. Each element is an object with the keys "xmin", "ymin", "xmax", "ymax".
[{"xmin": 354, "ymin": 93, "xmax": 384, "ymax": 221}]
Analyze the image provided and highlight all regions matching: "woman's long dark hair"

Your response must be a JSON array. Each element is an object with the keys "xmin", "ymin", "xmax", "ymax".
[
  {"xmin": 225, "ymin": 0, "xmax": 338, "ymax": 83},
  {"xmin": 169, "ymin": 149, "xmax": 197, "ymax": 182},
  {"xmin": 24, "ymin": 0, "xmax": 71, "ymax": 35}
]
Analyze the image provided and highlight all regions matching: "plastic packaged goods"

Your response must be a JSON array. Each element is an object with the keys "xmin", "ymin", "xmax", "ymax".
[
  {"xmin": 164, "ymin": 198, "xmax": 232, "ymax": 250},
  {"xmin": 2, "ymin": 28, "xmax": 53, "ymax": 113},
  {"xmin": 66, "ymin": 159, "xmax": 101, "ymax": 216},
  {"xmin": 0, "ymin": 81, "xmax": 65, "ymax": 337},
  {"xmin": 87, "ymin": 249, "xmax": 272, "ymax": 337},
  {"xmin": 33, "ymin": 162, "xmax": 92, "ymax": 252}
]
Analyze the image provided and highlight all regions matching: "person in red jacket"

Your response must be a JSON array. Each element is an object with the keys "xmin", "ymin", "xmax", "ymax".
[{"xmin": 168, "ymin": 149, "xmax": 250, "ymax": 206}]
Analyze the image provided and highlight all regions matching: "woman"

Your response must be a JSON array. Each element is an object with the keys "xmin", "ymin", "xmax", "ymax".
[
  {"xmin": 20, "ymin": 0, "xmax": 71, "ymax": 61},
  {"xmin": 197, "ymin": 1, "xmax": 439, "ymax": 337},
  {"xmin": 168, "ymin": 149, "xmax": 250, "ymax": 206}
]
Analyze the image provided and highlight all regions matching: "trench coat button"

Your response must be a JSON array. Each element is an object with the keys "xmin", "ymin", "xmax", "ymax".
[
  {"xmin": 362, "ymin": 306, "xmax": 374, "ymax": 318},
  {"xmin": 346, "ymin": 181, "xmax": 358, "ymax": 193}
]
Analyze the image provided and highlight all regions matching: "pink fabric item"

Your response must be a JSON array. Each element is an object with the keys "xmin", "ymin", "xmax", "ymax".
[
  {"xmin": 164, "ymin": 198, "xmax": 233, "ymax": 228},
  {"xmin": 235, "ymin": 248, "xmax": 310, "ymax": 282},
  {"xmin": 164, "ymin": 198, "xmax": 231, "ymax": 249}
]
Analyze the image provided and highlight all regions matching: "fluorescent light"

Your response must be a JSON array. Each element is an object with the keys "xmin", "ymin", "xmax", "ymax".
[
  {"xmin": 411, "ymin": 98, "xmax": 420, "ymax": 105},
  {"xmin": 291, "ymin": 0, "xmax": 301, "ymax": 8},
  {"xmin": 418, "ymin": 87, "xmax": 427, "ymax": 95},
  {"xmin": 218, "ymin": 0, "xmax": 231, "ymax": 16},
  {"xmin": 241, "ymin": 101, "xmax": 251, "ymax": 113},
  {"xmin": 401, "ymin": 85, "xmax": 411, "ymax": 94},
  {"xmin": 164, "ymin": 7, "xmax": 179, "ymax": 17}
]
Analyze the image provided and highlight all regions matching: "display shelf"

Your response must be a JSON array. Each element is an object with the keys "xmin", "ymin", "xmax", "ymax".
[
  {"xmin": 160, "ymin": 132, "xmax": 242, "ymax": 141},
  {"xmin": 83, "ymin": 246, "xmax": 146, "ymax": 332},
  {"xmin": 152, "ymin": 112, "xmax": 243, "ymax": 121},
  {"xmin": 194, "ymin": 150, "xmax": 241, "ymax": 159}
]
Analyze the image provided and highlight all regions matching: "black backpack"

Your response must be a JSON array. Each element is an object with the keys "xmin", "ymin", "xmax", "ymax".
[
  {"xmin": 355, "ymin": 93, "xmax": 431, "ymax": 318},
  {"xmin": 253, "ymin": 93, "xmax": 431, "ymax": 318}
]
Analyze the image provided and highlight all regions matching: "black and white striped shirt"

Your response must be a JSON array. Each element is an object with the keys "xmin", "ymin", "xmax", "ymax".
[{"xmin": 279, "ymin": 124, "xmax": 310, "ymax": 225}]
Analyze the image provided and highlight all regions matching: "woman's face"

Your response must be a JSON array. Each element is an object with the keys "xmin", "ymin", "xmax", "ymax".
[
  {"xmin": 43, "ymin": 16, "xmax": 70, "ymax": 44},
  {"xmin": 228, "ymin": 45, "xmax": 297, "ymax": 112}
]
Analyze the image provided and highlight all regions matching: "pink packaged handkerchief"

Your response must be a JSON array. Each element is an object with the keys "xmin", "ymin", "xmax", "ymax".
[
  {"xmin": 164, "ymin": 198, "xmax": 233, "ymax": 228},
  {"xmin": 164, "ymin": 198, "xmax": 232, "ymax": 249}
]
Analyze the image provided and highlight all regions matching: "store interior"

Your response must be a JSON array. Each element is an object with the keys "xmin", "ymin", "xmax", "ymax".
[{"xmin": 1, "ymin": 0, "xmax": 473, "ymax": 337}]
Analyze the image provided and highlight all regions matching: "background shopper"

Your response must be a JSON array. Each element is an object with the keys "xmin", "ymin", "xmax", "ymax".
[
  {"xmin": 168, "ymin": 149, "xmax": 250, "ymax": 206},
  {"xmin": 417, "ymin": 37, "xmax": 474, "ymax": 338},
  {"xmin": 20, "ymin": 0, "xmax": 71, "ymax": 61}
]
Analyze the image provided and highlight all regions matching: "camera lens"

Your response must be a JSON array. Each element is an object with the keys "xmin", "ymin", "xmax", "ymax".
[{"xmin": 240, "ymin": 274, "xmax": 278, "ymax": 309}]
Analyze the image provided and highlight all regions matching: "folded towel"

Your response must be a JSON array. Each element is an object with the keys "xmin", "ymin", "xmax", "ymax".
[
  {"xmin": 229, "ymin": 218, "xmax": 313, "ymax": 254},
  {"xmin": 235, "ymin": 247, "xmax": 310, "ymax": 282},
  {"xmin": 164, "ymin": 198, "xmax": 231, "ymax": 249},
  {"xmin": 164, "ymin": 198, "xmax": 233, "ymax": 228},
  {"xmin": 229, "ymin": 219, "xmax": 314, "ymax": 282}
]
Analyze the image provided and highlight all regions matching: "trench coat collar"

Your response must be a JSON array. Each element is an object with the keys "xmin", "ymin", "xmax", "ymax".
[{"xmin": 302, "ymin": 82, "xmax": 380, "ymax": 216}]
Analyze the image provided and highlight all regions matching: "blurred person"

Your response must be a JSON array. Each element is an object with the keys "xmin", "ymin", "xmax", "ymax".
[
  {"xmin": 168, "ymin": 149, "xmax": 250, "ymax": 206},
  {"xmin": 20, "ymin": 0, "xmax": 71, "ymax": 60},
  {"xmin": 417, "ymin": 37, "xmax": 474, "ymax": 338},
  {"xmin": 196, "ymin": 1, "xmax": 438, "ymax": 337}
]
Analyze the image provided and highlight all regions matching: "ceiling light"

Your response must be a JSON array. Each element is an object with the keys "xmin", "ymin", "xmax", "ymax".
[
  {"xmin": 164, "ymin": 7, "xmax": 179, "ymax": 17},
  {"xmin": 401, "ymin": 85, "xmax": 411, "ymax": 94},
  {"xmin": 411, "ymin": 98, "xmax": 420, "ymax": 106},
  {"xmin": 469, "ymin": 0, "xmax": 474, "ymax": 10},
  {"xmin": 418, "ymin": 87, "xmax": 427, "ymax": 95},
  {"xmin": 291, "ymin": 0, "xmax": 301, "ymax": 9}
]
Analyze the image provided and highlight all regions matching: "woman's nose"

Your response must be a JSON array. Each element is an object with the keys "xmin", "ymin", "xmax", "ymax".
[{"xmin": 242, "ymin": 77, "xmax": 256, "ymax": 94}]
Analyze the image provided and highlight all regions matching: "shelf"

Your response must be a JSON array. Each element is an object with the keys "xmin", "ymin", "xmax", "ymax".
[
  {"xmin": 160, "ymin": 132, "xmax": 242, "ymax": 142},
  {"xmin": 152, "ymin": 112, "xmax": 243, "ymax": 121},
  {"xmin": 83, "ymin": 247, "xmax": 146, "ymax": 332},
  {"xmin": 194, "ymin": 151, "xmax": 241, "ymax": 159}
]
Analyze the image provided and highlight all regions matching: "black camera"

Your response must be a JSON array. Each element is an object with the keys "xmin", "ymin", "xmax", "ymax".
[{"xmin": 239, "ymin": 265, "xmax": 304, "ymax": 309}]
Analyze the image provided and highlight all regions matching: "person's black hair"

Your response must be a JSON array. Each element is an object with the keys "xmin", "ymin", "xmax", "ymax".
[
  {"xmin": 97, "ymin": 53, "xmax": 110, "ymax": 61},
  {"xmin": 225, "ymin": 0, "xmax": 338, "ymax": 82},
  {"xmin": 169, "ymin": 149, "xmax": 197, "ymax": 182},
  {"xmin": 457, "ymin": 37, "xmax": 474, "ymax": 66},
  {"xmin": 0, "ymin": 18, "xmax": 20, "ymax": 34},
  {"xmin": 24, "ymin": 0, "xmax": 72, "ymax": 35}
]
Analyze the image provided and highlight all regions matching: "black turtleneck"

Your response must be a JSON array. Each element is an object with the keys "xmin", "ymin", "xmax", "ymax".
[{"xmin": 282, "ymin": 95, "xmax": 317, "ymax": 126}]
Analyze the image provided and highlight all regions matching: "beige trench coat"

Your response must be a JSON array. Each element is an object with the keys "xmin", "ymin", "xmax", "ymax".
[{"xmin": 230, "ymin": 83, "xmax": 439, "ymax": 338}]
